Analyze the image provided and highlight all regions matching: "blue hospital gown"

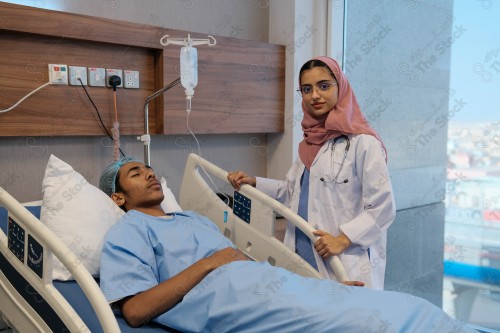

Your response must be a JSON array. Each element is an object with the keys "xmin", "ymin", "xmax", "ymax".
[{"xmin": 100, "ymin": 210, "xmax": 474, "ymax": 333}]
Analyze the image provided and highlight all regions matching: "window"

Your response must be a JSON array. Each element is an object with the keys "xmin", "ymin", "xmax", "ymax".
[
  {"xmin": 444, "ymin": 2, "xmax": 500, "ymax": 330},
  {"xmin": 338, "ymin": 0, "xmax": 500, "ymax": 330}
]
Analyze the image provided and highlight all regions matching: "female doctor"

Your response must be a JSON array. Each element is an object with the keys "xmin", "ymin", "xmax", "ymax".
[{"xmin": 227, "ymin": 56, "xmax": 396, "ymax": 290}]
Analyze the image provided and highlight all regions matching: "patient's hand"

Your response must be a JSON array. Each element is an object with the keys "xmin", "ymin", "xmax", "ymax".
[
  {"xmin": 206, "ymin": 247, "xmax": 249, "ymax": 271},
  {"xmin": 341, "ymin": 280, "xmax": 365, "ymax": 287}
]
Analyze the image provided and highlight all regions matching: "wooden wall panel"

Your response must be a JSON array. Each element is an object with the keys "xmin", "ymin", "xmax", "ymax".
[
  {"xmin": 0, "ymin": 30, "xmax": 155, "ymax": 135},
  {"xmin": 0, "ymin": 2, "xmax": 285, "ymax": 136}
]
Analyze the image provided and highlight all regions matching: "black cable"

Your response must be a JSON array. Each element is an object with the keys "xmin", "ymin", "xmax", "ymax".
[{"xmin": 78, "ymin": 78, "xmax": 126, "ymax": 157}]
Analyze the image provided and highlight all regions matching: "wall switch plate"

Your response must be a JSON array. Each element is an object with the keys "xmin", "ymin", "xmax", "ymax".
[
  {"xmin": 88, "ymin": 67, "xmax": 106, "ymax": 87},
  {"xmin": 68, "ymin": 66, "xmax": 87, "ymax": 86},
  {"xmin": 48, "ymin": 64, "xmax": 68, "ymax": 85},
  {"xmin": 124, "ymin": 70, "xmax": 140, "ymax": 89},
  {"xmin": 105, "ymin": 68, "xmax": 123, "ymax": 88}
]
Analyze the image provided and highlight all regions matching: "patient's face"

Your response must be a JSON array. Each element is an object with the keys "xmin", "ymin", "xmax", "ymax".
[{"xmin": 115, "ymin": 162, "xmax": 165, "ymax": 210}]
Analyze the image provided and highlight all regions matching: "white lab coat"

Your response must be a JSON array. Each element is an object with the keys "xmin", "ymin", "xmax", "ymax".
[{"xmin": 256, "ymin": 134, "xmax": 396, "ymax": 289}]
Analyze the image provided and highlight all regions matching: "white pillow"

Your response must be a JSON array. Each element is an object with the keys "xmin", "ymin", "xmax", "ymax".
[
  {"xmin": 161, "ymin": 176, "xmax": 183, "ymax": 213},
  {"xmin": 41, "ymin": 155, "xmax": 182, "ymax": 280}
]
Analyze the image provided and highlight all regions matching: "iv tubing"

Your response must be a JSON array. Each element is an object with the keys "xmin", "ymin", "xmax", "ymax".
[{"xmin": 186, "ymin": 106, "xmax": 230, "ymax": 206}]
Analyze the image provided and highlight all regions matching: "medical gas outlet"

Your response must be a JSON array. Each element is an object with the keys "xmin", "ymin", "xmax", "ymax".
[{"xmin": 48, "ymin": 64, "xmax": 68, "ymax": 85}]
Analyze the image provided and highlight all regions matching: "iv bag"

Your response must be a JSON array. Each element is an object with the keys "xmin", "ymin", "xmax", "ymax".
[{"xmin": 180, "ymin": 46, "xmax": 198, "ymax": 97}]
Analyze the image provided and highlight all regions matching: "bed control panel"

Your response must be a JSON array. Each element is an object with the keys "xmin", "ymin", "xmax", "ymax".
[
  {"xmin": 27, "ymin": 235, "xmax": 44, "ymax": 279},
  {"xmin": 8, "ymin": 217, "xmax": 25, "ymax": 263},
  {"xmin": 233, "ymin": 191, "xmax": 251, "ymax": 223}
]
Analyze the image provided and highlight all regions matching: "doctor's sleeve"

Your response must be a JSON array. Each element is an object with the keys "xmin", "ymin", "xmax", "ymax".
[
  {"xmin": 100, "ymin": 224, "xmax": 159, "ymax": 304},
  {"xmin": 339, "ymin": 136, "xmax": 396, "ymax": 249},
  {"xmin": 255, "ymin": 160, "xmax": 301, "ymax": 207}
]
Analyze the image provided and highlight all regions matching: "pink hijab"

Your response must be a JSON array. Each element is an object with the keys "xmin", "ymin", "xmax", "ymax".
[{"xmin": 298, "ymin": 56, "xmax": 387, "ymax": 170}]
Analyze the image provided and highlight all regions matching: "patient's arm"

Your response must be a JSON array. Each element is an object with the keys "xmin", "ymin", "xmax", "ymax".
[{"xmin": 119, "ymin": 247, "xmax": 248, "ymax": 328}]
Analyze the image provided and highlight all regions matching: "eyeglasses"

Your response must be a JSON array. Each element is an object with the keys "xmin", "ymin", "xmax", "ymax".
[{"xmin": 297, "ymin": 82, "xmax": 337, "ymax": 96}]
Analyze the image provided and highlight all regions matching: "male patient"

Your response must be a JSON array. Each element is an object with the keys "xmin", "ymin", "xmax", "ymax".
[{"xmin": 99, "ymin": 157, "xmax": 474, "ymax": 333}]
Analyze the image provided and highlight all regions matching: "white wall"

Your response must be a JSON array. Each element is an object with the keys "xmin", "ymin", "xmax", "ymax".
[
  {"xmin": 3, "ymin": 0, "xmax": 270, "ymax": 42},
  {"xmin": 267, "ymin": 0, "xmax": 329, "ymax": 180}
]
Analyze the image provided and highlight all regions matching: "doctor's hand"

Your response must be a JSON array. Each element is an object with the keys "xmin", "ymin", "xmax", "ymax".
[
  {"xmin": 313, "ymin": 230, "xmax": 352, "ymax": 258},
  {"xmin": 227, "ymin": 171, "xmax": 256, "ymax": 190}
]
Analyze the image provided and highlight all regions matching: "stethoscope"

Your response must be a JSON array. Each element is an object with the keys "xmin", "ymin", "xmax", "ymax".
[{"xmin": 320, "ymin": 135, "xmax": 350, "ymax": 184}]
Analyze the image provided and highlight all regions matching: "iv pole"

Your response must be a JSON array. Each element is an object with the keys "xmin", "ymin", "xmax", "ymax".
[{"xmin": 138, "ymin": 78, "xmax": 181, "ymax": 166}]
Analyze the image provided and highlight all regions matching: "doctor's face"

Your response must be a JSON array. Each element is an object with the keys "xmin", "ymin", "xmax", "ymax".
[
  {"xmin": 299, "ymin": 66, "xmax": 338, "ymax": 118},
  {"xmin": 113, "ymin": 162, "xmax": 164, "ymax": 211}
]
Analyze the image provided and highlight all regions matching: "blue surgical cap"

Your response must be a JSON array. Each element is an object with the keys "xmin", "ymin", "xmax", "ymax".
[{"xmin": 99, "ymin": 156, "xmax": 142, "ymax": 196}]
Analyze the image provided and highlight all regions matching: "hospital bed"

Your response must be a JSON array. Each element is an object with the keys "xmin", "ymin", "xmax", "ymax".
[{"xmin": 0, "ymin": 153, "xmax": 348, "ymax": 333}]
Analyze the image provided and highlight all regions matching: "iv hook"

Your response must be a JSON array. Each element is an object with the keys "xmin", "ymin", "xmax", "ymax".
[{"xmin": 160, "ymin": 34, "xmax": 217, "ymax": 47}]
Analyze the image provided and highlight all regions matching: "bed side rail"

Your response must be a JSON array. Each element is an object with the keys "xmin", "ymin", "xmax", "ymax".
[
  {"xmin": 179, "ymin": 153, "xmax": 349, "ymax": 282},
  {"xmin": 0, "ymin": 186, "xmax": 120, "ymax": 333}
]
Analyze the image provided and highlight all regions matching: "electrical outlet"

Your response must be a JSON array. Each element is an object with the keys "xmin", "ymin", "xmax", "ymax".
[
  {"xmin": 88, "ymin": 67, "xmax": 106, "ymax": 87},
  {"xmin": 48, "ymin": 64, "xmax": 68, "ymax": 85},
  {"xmin": 124, "ymin": 70, "xmax": 140, "ymax": 89},
  {"xmin": 105, "ymin": 69, "xmax": 123, "ymax": 88},
  {"xmin": 68, "ymin": 66, "xmax": 87, "ymax": 86}
]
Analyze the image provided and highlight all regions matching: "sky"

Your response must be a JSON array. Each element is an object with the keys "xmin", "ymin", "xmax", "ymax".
[{"xmin": 449, "ymin": 0, "xmax": 500, "ymax": 124}]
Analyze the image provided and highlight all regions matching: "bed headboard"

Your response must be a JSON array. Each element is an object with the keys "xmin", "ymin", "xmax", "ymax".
[{"xmin": 0, "ymin": 2, "xmax": 285, "ymax": 136}]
